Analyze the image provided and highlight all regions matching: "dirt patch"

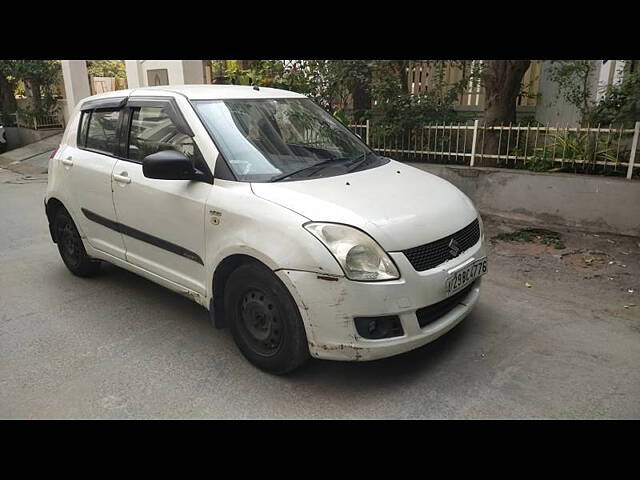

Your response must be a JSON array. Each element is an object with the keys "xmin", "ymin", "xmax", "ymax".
[
  {"xmin": 485, "ymin": 217, "xmax": 639, "ymax": 323},
  {"xmin": 491, "ymin": 228, "xmax": 568, "ymax": 258},
  {"xmin": 493, "ymin": 241, "xmax": 553, "ymax": 257},
  {"xmin": 561, "ymin": 251, "xmax": 611, "ymax": 271},
  {"xmin": 492, "ymin": 228, "xmax": 566, "ymax": 250}
]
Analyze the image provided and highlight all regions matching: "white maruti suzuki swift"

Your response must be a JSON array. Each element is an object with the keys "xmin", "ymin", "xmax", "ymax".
[{"xmin": 45, "ymin": 85, "xmax": 487, "ymax": 373}]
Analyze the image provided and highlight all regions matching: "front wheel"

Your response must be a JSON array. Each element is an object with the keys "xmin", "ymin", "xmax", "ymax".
[
  {"xmin": 53, "ymin": 208, "xmax": 101, "ymax": 277},
  {"xmin": 224, "ymin": 263, "xmax": 310, "ymax": 374}
]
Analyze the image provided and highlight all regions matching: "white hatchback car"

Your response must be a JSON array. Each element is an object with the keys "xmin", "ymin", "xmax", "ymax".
[{"xmin": 45, "ymin": 85, "xmax": 486, "ymax": 373}]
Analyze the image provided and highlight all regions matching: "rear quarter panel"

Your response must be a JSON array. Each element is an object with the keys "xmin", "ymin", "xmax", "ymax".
[{"xmin": 45, "ymin": 108, "xmax": 83, "ymax": 231}]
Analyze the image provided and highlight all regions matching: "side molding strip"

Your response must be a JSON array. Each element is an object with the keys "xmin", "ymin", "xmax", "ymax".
[{"xmin": 81, "ymin": 208, "xmax": 204, "ymax": 265}]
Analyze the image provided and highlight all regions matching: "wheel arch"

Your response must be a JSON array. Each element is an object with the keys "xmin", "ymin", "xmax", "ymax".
[
  {"xmin": 45, "ymin": 197, "xmax": 67, "ymax": 243},
  {"xmin": 211, "ymin": 253, "xmax": 272, "ymax": 329}
]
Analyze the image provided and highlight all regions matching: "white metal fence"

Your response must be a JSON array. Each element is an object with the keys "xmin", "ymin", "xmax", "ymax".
[
  {"xmin": 2, "ymin": 111, "xmax": 65, "ymax": 130},
  {"xmin": 17, "ymin": 111, "xmax": 65, "ymax": 130},
  {"xmin": 349, "ymin": 120, "xmax": 640, "ymax": 180}
]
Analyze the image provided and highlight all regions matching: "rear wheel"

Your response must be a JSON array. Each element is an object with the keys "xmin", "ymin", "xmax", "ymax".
[
  {"xmin": 54, "ymin": 208, "xmax": 100, "ymax": 277},
  {"xmin": 224, "ymin": 262, "xmax": 309, "ymax": 374}
]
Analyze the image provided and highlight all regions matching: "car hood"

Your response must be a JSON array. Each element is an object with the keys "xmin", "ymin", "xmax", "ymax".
[{"xmin": 250, "ymin": 159, "xmax": 479, "ymax": 251}]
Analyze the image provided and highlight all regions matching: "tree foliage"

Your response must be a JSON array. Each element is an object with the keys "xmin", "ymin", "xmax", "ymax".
[
  {"xmin": 547, "ymin": 60, "xmax": 598, "ymax": 126},
  {"xmin": 0, "ymin": 60, "xmax": 61, "ymax": 116},
  {"xmin": 369, "ymin": 60, "xmax": 469, "ymax": 135},
  {"xmin": 590, "ymin": 65, "xmax": 640, "ymax": 127},
  {"xmin": 223, "ymin": 60, "xmax": 468, "ymax": 134},
  {"xmin": 548, "ymin": 60, "xmax": 640, "ymax": 127},
  {"xmin": 0, "ymin": 60, "xmax": 19, "ymax": 116},
  {"xmin": 86, "ymin": 60, "xmax": 126, "ymax": 78}
]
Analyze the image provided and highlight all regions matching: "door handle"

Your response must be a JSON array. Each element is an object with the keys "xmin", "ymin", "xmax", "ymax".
[
  {"xmin": 113, "ymin": 172, "xmax": 131, "ymax": 184},
  {"xmin": 61, "ymin": 157, "xmax": 73, "ymax": 166}
]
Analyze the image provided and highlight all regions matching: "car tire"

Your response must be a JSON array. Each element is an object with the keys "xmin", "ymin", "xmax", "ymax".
[
  {"xmin": 53, "ymin": 207, "xmax": 101, "ymax": 277},
  {"xmin": 224, "ymin": 262, "xmax": 310, "ymax": 374}
]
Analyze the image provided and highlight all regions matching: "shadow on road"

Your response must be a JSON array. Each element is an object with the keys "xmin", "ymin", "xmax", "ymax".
[
  {"xmin": 93, "ymin": 260, "xmax": 473, "ymax": 389},
  {"xmin": 96, "ymin": 261, "xmax": 210, "ymax": 322},
  {"xmin": 290, "ymin": 318, "xmax": 473, "ymax": 386}
]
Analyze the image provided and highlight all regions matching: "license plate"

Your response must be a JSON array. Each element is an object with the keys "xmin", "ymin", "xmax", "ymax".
[{"xmin": 445, "ymin": 257, "xmax": 487, "ymax": 294}]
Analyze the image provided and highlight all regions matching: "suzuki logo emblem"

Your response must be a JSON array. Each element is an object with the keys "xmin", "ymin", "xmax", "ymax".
[{"xmin": 448, "ymin": 238, "xmax": 461, "ymax": 257}]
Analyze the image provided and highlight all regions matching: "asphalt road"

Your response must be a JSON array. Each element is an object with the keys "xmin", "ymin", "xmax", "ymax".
[{"xmin": 1, "ymin": 167, "xmax": 639, "ymax": 419}]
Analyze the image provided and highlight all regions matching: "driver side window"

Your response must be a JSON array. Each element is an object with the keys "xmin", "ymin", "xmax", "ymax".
[{"xmin": 127, "ymin": 106, "xmax": 203, "ymax": 170}]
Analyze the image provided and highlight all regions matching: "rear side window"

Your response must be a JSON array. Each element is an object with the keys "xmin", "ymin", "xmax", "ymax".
[
  {"xmin": 85, "ymin": 109, "xmax": 121, "ymax": 155},
  {"xmin": 128, "ymin": 106, "xmax": 202, "ymax": 165}
]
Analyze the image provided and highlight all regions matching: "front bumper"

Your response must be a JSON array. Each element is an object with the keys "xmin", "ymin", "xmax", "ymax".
[{"xmin": 276, "ymin": 238, "xmax": 486, "ymax": 361}]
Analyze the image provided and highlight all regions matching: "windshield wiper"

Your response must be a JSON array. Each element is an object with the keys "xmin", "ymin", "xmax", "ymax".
[
  {"xmin": 270, "ymin": 157, "xmax": 342, "ymax": 182},
  {"xmin": 345, "ymin": 151, "xmax": 374, "ymax": 173},
  {"xmin": 270, "ymin": 150, "xmax": 374, "ymax": 182}
]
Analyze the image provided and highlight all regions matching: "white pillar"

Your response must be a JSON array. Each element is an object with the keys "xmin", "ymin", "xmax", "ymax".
[
  {"xmin": 613, "ymin": 60, "xmax": 627, "ymax": 85},
  {"xmin": 597, "ymin": 60, "xmax": 627, "ymax": 102},
  {"xmin": 181, "ymin": 60, "xmax": 207, "ymax": 84},
  {"xmin": 596, "ymin": 60, "xmax": 612, "ymax": 102},
  {"xmin": 125, "ymin": 60, "xmax": 144, "ymax": 88},
  {"xmin": 60, "ymin": 60, "xmax": 91, "ymax": 120},
  {"xmin": 124, "ymin": 60, "xmax": 207, "ymax": 88}
]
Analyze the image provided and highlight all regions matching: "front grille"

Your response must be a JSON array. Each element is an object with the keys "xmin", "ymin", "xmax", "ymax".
[
  {"xmin": 403, "ymin": 218, "xmax": 480, "ymax": 272},
  {"xmin": 416, "ymin": 281, "xmax": 476, "ymax": 328}
]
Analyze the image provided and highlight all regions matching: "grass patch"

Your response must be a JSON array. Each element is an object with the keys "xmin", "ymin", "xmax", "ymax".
[{"xmin": 493, "ymin": 228, "xmax": 566, "ymax": 249}]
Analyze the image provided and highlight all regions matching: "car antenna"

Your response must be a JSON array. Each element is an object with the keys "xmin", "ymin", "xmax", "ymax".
[{"xmin": 253, "ymin": 85, "xmax": 260, "ymax": 91}]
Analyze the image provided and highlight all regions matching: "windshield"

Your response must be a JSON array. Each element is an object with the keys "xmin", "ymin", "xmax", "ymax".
[{"xmin": 193, "ymin": 98, "xmax": 384, "ymax": 182}]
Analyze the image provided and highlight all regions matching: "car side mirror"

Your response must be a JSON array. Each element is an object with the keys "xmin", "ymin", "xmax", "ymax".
[{"xmin": 142, "ymin": 150, "xmax": 198, "ymax": 181}]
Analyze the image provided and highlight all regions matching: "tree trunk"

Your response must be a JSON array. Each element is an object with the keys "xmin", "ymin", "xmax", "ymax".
[
  {"xmin": 395, "ymin": 60, "xmax": 409, "ymax": 95},
  {"xmin": 481, "ymin": 60, "xmax": 531, "ymax": 162},
  {"xmin": 351, "ymin": 68, "xmax": 371, "ymax": 123},
  {"xmin": 26, "ymin": 80, "xmax": 42, "ymax": 112},
  {"xmin": 0, "ymin": 75, "xmax": 17, "ymax": 117}
]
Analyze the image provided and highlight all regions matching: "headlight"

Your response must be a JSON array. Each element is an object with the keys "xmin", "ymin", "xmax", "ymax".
[{"xmin": 304, "ymin": 222, "xmax": 400, "ymax": 281}]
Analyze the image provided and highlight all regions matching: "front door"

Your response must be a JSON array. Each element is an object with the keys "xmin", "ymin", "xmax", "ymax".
[{"xmin": 111, "ymin": 101, "xmax": 211, "ymax": 294}]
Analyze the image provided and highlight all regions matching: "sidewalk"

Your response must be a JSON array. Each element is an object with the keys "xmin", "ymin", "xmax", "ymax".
[{"xmin": 0, "ymin": 132, "xmax": 62, "ymax": 175}]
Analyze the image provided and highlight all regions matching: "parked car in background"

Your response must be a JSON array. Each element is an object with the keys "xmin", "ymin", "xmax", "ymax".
[
  {"xmin": 44, "ymin": 85, "xmax": 486, "ymax": 374},
  {"xmin": 0, "ymin": 123, "xmax": 7, "ymax": 153}
]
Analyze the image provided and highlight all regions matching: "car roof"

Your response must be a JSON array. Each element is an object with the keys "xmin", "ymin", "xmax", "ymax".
[{"xmin": 79, "ymin": 85, "xmax": 306, "ymax": 105}]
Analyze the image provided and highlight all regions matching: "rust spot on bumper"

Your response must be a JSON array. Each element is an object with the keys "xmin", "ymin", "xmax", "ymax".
[
  {"xmin": 317, "ymin": 275, "xmax": 339, "ymax": 282},
  {"xmin": 308, "ymin": 341, "xmax": 365, "ymax": 361}
]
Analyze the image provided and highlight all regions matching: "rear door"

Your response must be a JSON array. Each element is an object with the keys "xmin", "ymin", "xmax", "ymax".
[
  {"xmin": 62, "ymin": 100, "xmax": 127, "ymax": 260},
  {"xmin": 110, "ymin": 97, "xmax": 212, "ymax": 294}
]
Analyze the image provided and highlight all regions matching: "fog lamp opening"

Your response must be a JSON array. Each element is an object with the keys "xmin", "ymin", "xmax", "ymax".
[{"xmin": 354, "ymin": 315, "xmax": 404, "ymax": 340}]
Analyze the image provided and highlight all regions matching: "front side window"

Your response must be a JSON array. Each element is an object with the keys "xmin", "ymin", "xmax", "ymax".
[
  {"xmin": 194, "ymin": 98, "xmax": 385, "ymax": 182},
  {"xmin": 85, "ymin": 109, "xmax": 121, "ymax": 155},
  {"xmin": 128, "ymin": 106, "xmax": 201, "ymax": 164}
]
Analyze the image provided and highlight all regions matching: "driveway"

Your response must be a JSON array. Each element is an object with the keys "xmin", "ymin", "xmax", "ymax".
[{"xmin": 0, "ymin": 167, "xmax": 638, "ymax": 419}]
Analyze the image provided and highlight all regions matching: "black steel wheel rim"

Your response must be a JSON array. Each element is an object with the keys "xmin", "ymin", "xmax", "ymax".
[
  {"xmin": 237, "ymin": 288, "xmax": 283, "ymax": 356},
  {"xmin": 58, "ymin": 219, "xmax": 82, "ymax": 268}
]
